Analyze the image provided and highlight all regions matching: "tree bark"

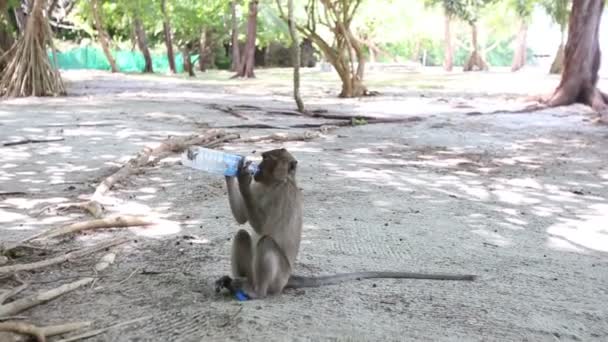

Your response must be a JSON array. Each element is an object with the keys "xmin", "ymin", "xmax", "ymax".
[
  {"xmin": 511, "ymin": 19, "xmax": 528, "ymax": 72},
  {"xmin": 160, "ymin": 0, "xmax": 176, "ymax": 74},
  {"xmin": 443, "ymin": 12, "xmax": 453, "ymax": 72},
  {"xmin": 198, "ymin": 28, "xmax": 207, "ymax": 71},
  {"xmin": 287, "ymin": 0, "xmax": 304, "ymax": 112},
  {"xmin": 463, "ymin": 23, "xmax": 489, "ymax": 72},
  {"xmin": 133, "ymin": 16, "xmax": 153, "ymax": 73},
  {"xmin": 550, "ymin": 43, "xmax": 565, "ymax": 74},
  {"xmin": 182, "ymin": 44, "xmax": 195, "ymax": 77},
  {"xmin": 230, "ymin": 0, "xmax": 240, "ymax": 72},
  {"xmin": 544, "ymin": 0, "xmax": 607, "ymax": 123},
  {"xmin": 13, "ymin": 3, "xmax": 25, "ymax": 34},
  {"xmin": 234, "ymin": 0, "xmax": 257, "ymax": 78},
  {"xmin": 91, "ymin": 0, "xmax": 118, "ymax": 73}
]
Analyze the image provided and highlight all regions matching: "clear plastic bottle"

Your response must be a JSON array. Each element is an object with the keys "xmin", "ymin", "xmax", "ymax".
[{"xmin": 181, "ymin": 147, "xmax": 259, "ymax": 177}]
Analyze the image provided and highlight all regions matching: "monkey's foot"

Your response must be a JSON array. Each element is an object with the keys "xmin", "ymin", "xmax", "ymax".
[{"xmin": 214, "ymin": 275, "xmax": 250, "ymax": 301}]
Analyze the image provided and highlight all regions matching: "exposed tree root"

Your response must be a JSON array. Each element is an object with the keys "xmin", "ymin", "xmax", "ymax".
[
  {"xmin": 37, "ymin": 217, "xmax": 151, "ymax": 240},
  {"xmin": 0, "ymin": 278, "xmax": 94, "ymax": 316},
  {"xmin": 0, "ymin": 237, "xmax": 129, "ymax": 275},
  {"xmin": 0, "ymin": 320, "xmax": 91, "ymax": 342}
]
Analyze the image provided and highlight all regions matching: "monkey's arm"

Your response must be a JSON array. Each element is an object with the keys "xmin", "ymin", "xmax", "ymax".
[
  {"xmin": 225, "ymin": 176, "xmax": 248, "ymax": 224},
  {"xmin": 237, "ymin": 162, "xmax": 266, "ymax": 230}
]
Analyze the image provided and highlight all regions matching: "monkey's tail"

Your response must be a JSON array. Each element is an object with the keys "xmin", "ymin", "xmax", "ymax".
[{"xmin": 286, "ymin": 272, "xmax": 476, "ymax": 288}]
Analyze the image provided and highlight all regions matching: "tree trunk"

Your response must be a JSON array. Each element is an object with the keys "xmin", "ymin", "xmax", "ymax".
[
  {"xmin": 287, "ymin": 0, "xmax": 304, "ymax": 112},
  {"xmin": 133, "ymin": 16, "xmax": 153, "ymax": 73},
  {"xmin": 160, "ymin": 0, "xmax": 176, "ymax": 74},
  {"xmin": 198, "ymin": 28, "xmax": 215, "ymax": 71},
  {"xmin": 443, "ymin": 13, "xmax": 453, "ymax": 72},
  {"xmin": 0, "ymin": 0, "xmax": 65, "ymax": 97},
  {"xmin": 511, "ymin": 19, "xmax": 528, "ymax": 72},
  {"xmin": 198, "ymin": 28, "xmax": 207, "ymax": 71},
  {"xmin": 91, "ymin": 0, "xmax": 118, "ymax": 73},
  {"xmin": 234, "ymin": 0, "xmax": 257, "ymax": 78},
  {"xmin": 463, "ymin": 23, "xmax": 489, "ymax": 72},
  {"xmin": 550, "ymin": 26, "xmax": 567, "ymax": 74},
  {"xmin": 230, "ymin": 0, "xmax": 240, "ymax": 72},
  {"xmin": 181, "ymin": 44, "xmax": 195, "ymax": 77},
  {"xmin": 545, "ymin": 0, "xmax": 607, "ymax": 123}
]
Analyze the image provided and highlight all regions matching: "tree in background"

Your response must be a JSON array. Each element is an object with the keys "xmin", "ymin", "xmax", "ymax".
[
  {"xmin": 230, "ymin": 0, "xmax": 240, "ymax": 72},
  {"xmin": 0, "ymin": 0, "xmax": 65, "ymax": 97},
  {"xmin": 90, "ymin": 0, "xmax": 118, "ymax": 73},
  {"xmin": 460, "ymin": 0, "xmax": 495, "ymax": 71},
  {"xmin": 234, "ymin": 0, "xmax": 258, "ymax": 78},
  {"xmin": 425, "ymin": 0, "xmax": 461, "ymax": 71},
  {"xmin": 541, "ymin": 0, "xmax": 570, "ymax": 74},
  {"xmin": 509, "ymin": 0, "xmax": 534, "ymax": 72},
  {"xmin": 278, "ymin": 0, "xmax": 366, "ymax": 97},
  {"xmin": 160, "ymin": 0, "xmax": 176, "ymax": 74},
  {"xmin": 0, "ymin": 0, "xmax": 15, "ymax": 64},
  {"xmin": 541, "ymin": 0, "xmax": 607, "ymax": 123}
]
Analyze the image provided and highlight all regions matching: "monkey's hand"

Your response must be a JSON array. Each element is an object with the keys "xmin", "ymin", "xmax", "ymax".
[{"xmin": 237, "ymin": 158, "xmax": 253, "ymax": 186}]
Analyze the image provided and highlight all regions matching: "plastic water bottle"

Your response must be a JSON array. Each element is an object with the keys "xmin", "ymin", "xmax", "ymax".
[{"xmin": 181, "ymin": 147, "xmax": 259, "ymax": 177}]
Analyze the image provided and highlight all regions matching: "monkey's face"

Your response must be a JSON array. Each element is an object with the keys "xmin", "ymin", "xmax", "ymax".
[{"xmin": 254, "ymin": 148, "xmax": 298, "ymax": 184}]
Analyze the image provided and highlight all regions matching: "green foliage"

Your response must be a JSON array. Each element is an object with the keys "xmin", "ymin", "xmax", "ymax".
[
  {"xmin": 425, "ymin": 0, "xmax": 496, "ymax": 23},
  {"xmin": 508, "ymin": 0, "xmax": 536, "ymax": 19},
  {"xmin": 540, "ymin": 0, "xmax": 570, "ymax": 31}
]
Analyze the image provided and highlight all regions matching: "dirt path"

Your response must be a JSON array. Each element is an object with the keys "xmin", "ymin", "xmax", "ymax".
[{"xmin": 1, "ymin": 69, "xmax": 607, "ymax": 341}]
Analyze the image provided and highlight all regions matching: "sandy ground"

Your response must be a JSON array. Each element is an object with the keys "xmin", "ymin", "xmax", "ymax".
[{"xmin": 1, "ymin": 67, "xmax": 607, "ymax": 341}]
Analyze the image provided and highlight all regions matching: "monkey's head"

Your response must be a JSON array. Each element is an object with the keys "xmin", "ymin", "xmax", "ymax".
[{"xmin": 254, "ymin": 148, "xmax": 298, "ymax": 184}]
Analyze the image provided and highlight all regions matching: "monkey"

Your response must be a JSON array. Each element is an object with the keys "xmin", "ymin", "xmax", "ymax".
[{"xmin": 214, "ymin": 148, "xmax": 476, "ymax": 300}]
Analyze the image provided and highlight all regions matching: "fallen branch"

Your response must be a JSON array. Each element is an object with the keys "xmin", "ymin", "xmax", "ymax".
[
  {"xmin": 94, "ymin": 129, "xmax": 223, "ymax": 197},
  {"xmin": 52, "ymin": 200, "xmax": 104, "ymax": 218},
  {"xmin": 148, "ymin": 132, "xmax": 240, "ymax": 166},
  {"xmin": 0, "ymin": 237, "xmax": 129, "ymax": 275},
  {"xmin": 2, "ymin": 137, "xmax": 64, "ymax": 147},
  {"xmin": 0, "ymin": 320, "xmax": 91, "ymax": 342},
  {"xmin": 56, "ymin": 315, "xmax": 152, "ymax": 342},
  {"xmin": 0, "ymin": 278, "xmax": 94, "ymax": 316}
]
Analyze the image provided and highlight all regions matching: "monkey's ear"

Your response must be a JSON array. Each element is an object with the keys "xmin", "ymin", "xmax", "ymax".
[{"xmin": 289, "ymin": 160, "xmax": 298, "ymax": 172}]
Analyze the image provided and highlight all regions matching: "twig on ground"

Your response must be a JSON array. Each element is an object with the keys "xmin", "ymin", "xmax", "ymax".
[
  {"xmin": 56, "ymin": 316, "xmax": 152, "ymax": 342},
  {"xmin": 117, "ymin": 268, "xmax": 140, "ymax": 285},
  {"xmin": 52, "ymin": 200, "xmax": 104, "ymax": 218},
  {"xmin": 36, "ymin": 216, "xmax": 152, "ymax": 240},
  {"xmin": 2, "ymin": 137, "xmax": 64, "ymax": 147},
  {"xmin": 0, "ymin": 278, "xmax": 94, "ymax": 316},
  {"xmin": 0, "ymin": 237, "xmax": 129, "ymax": 275},
  {"xmin": 0, "ymin": 316, "xmax": 27, "ymax": 321}
]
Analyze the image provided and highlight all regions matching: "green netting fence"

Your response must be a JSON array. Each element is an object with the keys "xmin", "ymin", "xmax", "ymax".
[{"xmin": 48, "ymin": 46, "xmax": 199, "ymax": 73}]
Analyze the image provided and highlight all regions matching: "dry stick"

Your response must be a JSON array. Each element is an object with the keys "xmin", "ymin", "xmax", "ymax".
[
  {"xmin": 56, "ymin": 315, "xmax": 153, "ymax": 342},
  {"xmin": 0, "ymin": 237, "xmax": 129, "ymax": 275},
  {"xmin": 2, "ymin": 137, "xmax": 64, "ymax": 147},
  {"xmin": 0, "ymin": 278, "xmax": 94, "ymax": 317},
  {"xmin": 209, "ymin": 104, "xmax": 250, "ymax": 120},
  {"xmin": 52, "ymin": 201, "xmax": 104, "ymax": 218},
  {"xmin": 40, "ymin": 321, "xmax": 92, "ymax": 337},
  {"xmin": 37, "ymin": 216, "xmax": 152, "ymax": 240}
]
